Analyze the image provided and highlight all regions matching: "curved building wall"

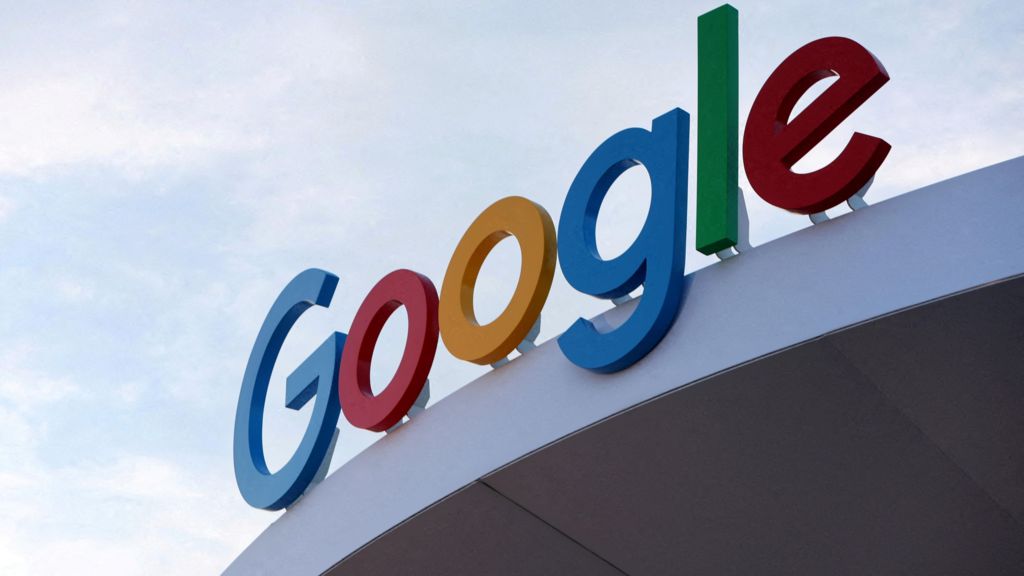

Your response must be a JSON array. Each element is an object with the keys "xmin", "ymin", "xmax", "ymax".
[
  {"xmin": 329, "ymin": 273, "xmax": 1024, "ymax": 575},
  {"xmin": 225, "ymin": 156, "xmax": 1024, "ymax": 575}
]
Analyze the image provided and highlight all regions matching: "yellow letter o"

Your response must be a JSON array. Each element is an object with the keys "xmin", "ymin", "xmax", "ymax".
[{"xmin": 439, "ymin": 196, "xmax": 556, "ymax": 365}]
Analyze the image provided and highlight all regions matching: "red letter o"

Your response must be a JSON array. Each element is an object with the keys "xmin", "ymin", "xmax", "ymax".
[{"xmin": 339, "ymin": 269, "xmax": 439, "ymax": 432}]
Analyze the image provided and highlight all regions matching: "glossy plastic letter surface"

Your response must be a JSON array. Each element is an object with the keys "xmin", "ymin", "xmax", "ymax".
[
  {"xmin": 339, "ymin": 269, "xmax": 439, "ymax": 432},
  {"xmin": 439, "ymin": 196, "xmax": 556, "ymax": 365},
  {"xmin": 557, "ymin": 109, "xmax": 689, "ymax": 373},
  {"xmin": 697, "ymin": 4, "xmax": 739, "ymax": 254},
  {"xmin": 234, "ymin": 269, "xmax": 343, "ymax": 510},
  {"xmin": 743, "ymin": 36, "xmax": 890, "ymax": 214}
]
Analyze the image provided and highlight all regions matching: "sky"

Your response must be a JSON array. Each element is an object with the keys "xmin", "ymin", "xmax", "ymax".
[{"xmin": 0, "ymin": 0, "xmax": 1021, "ymax": 573}]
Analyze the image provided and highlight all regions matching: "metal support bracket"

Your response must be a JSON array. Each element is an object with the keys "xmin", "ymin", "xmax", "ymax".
[
  {"xmin": 812, "ymin": 177, "xmax": 874, "ymax": 224},
  {"xmin": 847, "ymin": 176, "xmax": 873, "ymax": 211},
  {"xmin": 386, "ymin": 378, "xmax": 431, "ymax": 434},
  {"xmin": 717, "ymin": 186, "xmax": 752, "ymax": 260}
]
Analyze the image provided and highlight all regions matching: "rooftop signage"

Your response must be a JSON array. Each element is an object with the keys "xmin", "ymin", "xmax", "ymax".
[{"xmin": 234, "ymin": 4, "xmax": 890, "ymax": 510}]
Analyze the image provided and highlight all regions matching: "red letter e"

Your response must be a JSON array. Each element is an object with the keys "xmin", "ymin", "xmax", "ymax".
[{"xmin": 743, "ymin": 37, "xmax": 890, "ymax": 214}]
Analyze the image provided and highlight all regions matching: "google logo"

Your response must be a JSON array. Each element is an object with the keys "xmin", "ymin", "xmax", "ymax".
[{"xmin": 235, "ymin": 4, "xmax": 891, "ymax": 510}]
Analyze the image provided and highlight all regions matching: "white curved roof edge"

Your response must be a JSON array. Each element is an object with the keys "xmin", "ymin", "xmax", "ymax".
[{"xmin": 225, "ymin": 156, "xmax": 1024, "ymax": 576}]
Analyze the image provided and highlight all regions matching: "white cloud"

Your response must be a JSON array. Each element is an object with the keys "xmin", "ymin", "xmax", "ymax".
[
  {"xmin": 0, "ymin": 452, "xmax": 272, "ymax": 576},
  {"xmin": 0, "ymin": 406, "xmax": 36, "ymax": 462},
  {"xmin": 0, "ymin": 2, "xmax": 368, "ymax": 178},
  {"xmin": 55, "ymin": 277, "xmax": 96, "ymax": 303},
  {"xmin": 0, "ymin": 75, "xmax": 260, "ymax": 176},
  {"xmin": 116, "ymin": 381, "xmax": 143, "ymax": 405},
  {"xmin": 0, "ymin": 346, "xmax": 79, "ymax": 410},
  {"xmin": 76, "ymin": 455, "xmax": 203, "ymax": 501},
  {"xmin": 0, "ymin": 195, "xmax": 13, "ymax": 222}
]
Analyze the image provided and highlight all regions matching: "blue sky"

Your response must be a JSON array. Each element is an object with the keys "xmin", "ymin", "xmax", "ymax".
[{"xmin": 0, "ymin": 1, "xmax": 1020, "ymax": 573}]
